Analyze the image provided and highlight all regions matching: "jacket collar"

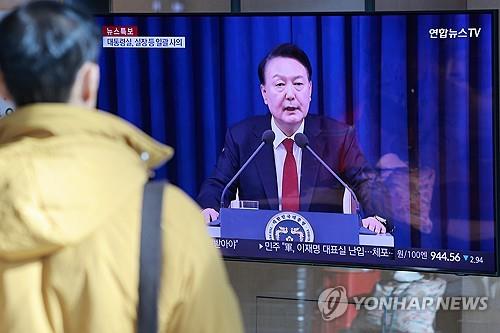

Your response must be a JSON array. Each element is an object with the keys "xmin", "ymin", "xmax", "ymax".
[{"xmin": 0, "ymin": 103, "xmax": 173, "ymax": 169}]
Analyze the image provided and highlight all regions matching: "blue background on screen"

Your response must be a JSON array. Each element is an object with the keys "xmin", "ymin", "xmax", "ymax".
[{"xmin": 96, "ymin": 13, "xmax": 494, "ymax": 253}]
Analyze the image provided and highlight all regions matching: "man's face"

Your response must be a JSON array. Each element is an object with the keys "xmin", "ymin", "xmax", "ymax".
[{"xmin": 260, "ymin": 56, "xmax": 312, "ymax": 133}]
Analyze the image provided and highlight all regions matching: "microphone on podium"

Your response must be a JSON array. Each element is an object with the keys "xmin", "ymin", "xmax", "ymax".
[
  {"xmin": 294, "ymin": 133, "xmax": 363, "ymax": 219},
  {"xmin": 220, "ymin": 130, "xmax": 275, "ymax": 209}
]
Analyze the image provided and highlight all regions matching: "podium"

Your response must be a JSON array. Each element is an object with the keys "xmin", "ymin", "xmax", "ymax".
[
  {"xmin": 208, "ymin": 208, "xmax": 394, "ymax": 247},
  {"xmin": 221, "ymin": 208, "xmax": 357, "ymax": 245}
]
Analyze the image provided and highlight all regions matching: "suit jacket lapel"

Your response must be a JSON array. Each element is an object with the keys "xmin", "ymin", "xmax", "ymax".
[
  {"xmin": 252, "ymin": 116, "xmax": 279, "ymax": 210},
  {"xmin": 300, "ymin": 117, "xmax": 323, "ymax": 211}
]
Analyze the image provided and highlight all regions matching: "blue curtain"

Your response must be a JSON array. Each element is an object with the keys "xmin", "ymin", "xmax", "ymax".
[{"xmin": 96, "ymin": 13, "xmax": 494, "ymax": 251}]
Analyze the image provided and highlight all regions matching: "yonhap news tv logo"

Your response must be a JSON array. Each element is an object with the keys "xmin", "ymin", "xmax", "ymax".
[{"xmin": 317, "ymin": 286, "xmax": 488, "ymax": 321}]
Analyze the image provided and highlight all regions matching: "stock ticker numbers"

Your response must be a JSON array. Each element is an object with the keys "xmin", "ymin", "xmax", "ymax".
[
  {"xmin": 397, "ymin": 249, "xmax": 428, "ymax": 261},
  {"xmin": 430, "ymin": 251, "xmax": 461, "ymax": 262},
  {"xmin": 398, "ymin": 249, "xmax": 460, "ymax": 263},
  {"xmin": 397, "ymin": 249, "xmax": 485, "ymax": 266},
  {"xmin": 398, "ymin": 249, "xmax": 464, "ymax": 263},
  {"xmin": 468, "ymin": 256, "xmax": 484, "ymax": 264},
  {"xmin": 430, "ymin": 251, "xmax": 483, "ymax": 264}
]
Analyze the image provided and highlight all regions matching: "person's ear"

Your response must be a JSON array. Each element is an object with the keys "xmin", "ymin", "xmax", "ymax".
[
  {"xmin": 260, "ymin": 84, "xmax": 268, "ymax": 105},
  {"xmin": 0, "ymin": 71, "xmax": 13, "ymax": 102},
  {"xmin": 309, "ymin": 80, "xmax": 313, "ymax": 100},
  {"xmin": 69, "ymin": 61, "xmax": 100, "ymax": 108}
]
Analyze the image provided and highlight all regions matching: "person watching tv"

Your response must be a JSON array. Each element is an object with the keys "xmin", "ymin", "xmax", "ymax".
[{"xmin": 0, "ymin": 1, "xmax": 243, "ymax": 332}]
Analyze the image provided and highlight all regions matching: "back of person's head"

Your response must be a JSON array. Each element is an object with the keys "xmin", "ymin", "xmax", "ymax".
[
  {"xmin": 0, "ymin": 0, "xmax": 100, "ymax": 107},
  {"xmin": 258, "ymin": 43, "xmax": 313, "ymax": 85}
]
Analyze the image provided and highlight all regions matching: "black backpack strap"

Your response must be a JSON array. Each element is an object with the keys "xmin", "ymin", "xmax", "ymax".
[{"xmin": 138, "ymin": 181, "xmax": 165, "ymax": 333}]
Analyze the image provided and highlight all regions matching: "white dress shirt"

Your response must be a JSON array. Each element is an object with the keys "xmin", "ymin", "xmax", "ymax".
[{"xmin": 271, "ymin": 117, "xmax": 304, "ymax": 210}]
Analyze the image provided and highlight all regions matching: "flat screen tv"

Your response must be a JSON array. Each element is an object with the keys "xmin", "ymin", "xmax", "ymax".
[{"xmin": 95, "ymin": 10, "xmax": 499, "ymax": 275}]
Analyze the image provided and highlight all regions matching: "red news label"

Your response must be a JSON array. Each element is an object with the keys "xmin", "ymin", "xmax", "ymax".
[{"xmin": 102, "ymin": 25, "xmax": 138, "ymax": 36}]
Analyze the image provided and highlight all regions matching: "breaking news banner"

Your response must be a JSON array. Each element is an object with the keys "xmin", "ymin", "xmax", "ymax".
[
  {"xmin": 100, "ymin": 25, "xmax": 185, "ymax": 49},
  {"xmin": 102, "ymin": 25, "xmax": 138, "ymax": 36},
  {"xmin": 102, "ymin": 36, "xmax": 185, "ymax": 49}
]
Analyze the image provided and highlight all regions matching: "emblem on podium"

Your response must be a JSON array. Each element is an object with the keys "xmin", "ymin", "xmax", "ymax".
[{"xmin": 265, "ymin": 212, "xmax": 314, "ymax": 242}]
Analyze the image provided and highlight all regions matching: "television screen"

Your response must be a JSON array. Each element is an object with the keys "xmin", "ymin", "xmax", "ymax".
[{"xmin": 95, "ymin": 11, "xmax": 498, "ymax": 275}]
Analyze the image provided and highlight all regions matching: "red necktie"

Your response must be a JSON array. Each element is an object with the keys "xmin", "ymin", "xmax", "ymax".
[{"xmin": 282, "ymin": 138, "xmax": 299, "ymax": 211}]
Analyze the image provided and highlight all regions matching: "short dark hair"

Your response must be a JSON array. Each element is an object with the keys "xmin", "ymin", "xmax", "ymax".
[
  {"xmin": 258, "ymin": 43, "xmax": 312, "ymax": 85},
  {"xmin": 0, "ymin": 1, "xmax": 100, "ymax": 106}
]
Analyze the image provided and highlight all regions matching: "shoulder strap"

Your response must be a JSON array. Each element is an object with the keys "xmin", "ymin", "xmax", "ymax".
[{"xmin": 138, "ymin": 181, "xmax": 165, "ymax": 333}]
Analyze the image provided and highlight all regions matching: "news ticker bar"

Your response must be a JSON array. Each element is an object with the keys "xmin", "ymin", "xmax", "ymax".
[
  {"xmin": 213, "ymin": 238, "xmax": 495, "ymax": 273},
  {"xmin": 102, "ymin": 36, "xmax": 185, "ymax": 48}
]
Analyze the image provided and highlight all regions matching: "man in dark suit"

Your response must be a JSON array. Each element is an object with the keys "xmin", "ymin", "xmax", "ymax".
[{"xmin": 197, "ymin": 43, "xmax": 389, "ymax": 233}]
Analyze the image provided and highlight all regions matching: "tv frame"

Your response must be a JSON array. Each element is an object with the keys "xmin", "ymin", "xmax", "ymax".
[{"xmin": 95, "ymin": 9, "xmax": 500, "ymax": 276}]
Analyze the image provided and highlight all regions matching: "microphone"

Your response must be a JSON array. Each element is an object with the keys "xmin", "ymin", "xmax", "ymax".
[
  {"xmin": 294, "ymin": 133, "xmax": 362, "ymax": 218},
  {"xmin": 220, "ymin": 129, "xmax": 275, "ymax": 209}
]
